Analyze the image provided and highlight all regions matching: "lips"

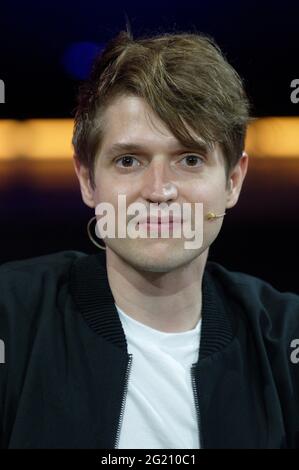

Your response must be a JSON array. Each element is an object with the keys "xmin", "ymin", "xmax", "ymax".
[{"xmin": 138, "ymin": 216, "xmax": 182, "ymax": 224}]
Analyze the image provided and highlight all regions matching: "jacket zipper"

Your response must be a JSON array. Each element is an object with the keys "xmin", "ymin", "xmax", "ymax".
[
  {"xmin": 114, "ymin": 353, "xmax": 133, "ymax": 449},
  {"xmin": 191, "ymin": 363, "xmax": 203, "ymax": 448}
]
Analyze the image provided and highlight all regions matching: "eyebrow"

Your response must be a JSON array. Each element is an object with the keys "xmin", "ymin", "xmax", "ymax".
[{"xmin": 105, "ymin": 141, "xmax": 210, "ymax": 157}]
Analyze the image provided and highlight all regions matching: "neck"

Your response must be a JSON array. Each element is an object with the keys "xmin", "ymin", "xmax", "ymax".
[{"xmin": 105, "ymin": 247, "xmax": 209, "ymax": 333}]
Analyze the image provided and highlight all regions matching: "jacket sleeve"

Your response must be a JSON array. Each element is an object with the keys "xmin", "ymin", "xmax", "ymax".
[
  {"xmin": 249, "ymin": 278, "xmax": 299, "ymax": 448},
  {"xmin": 0, "ymin": 251, "xmax": 80, "ymax": 448},
  {"xmin": 0, "ymin": 273, "xmax": 8, "ymax": 448},
  {"xmin": 0, "ymin": 262, "xmax": 40, "ymax": 448},
  {"xmin": 264, "ymin": 286, "xmax": 299, "ymax": 448},
  {"xmin": 218, "ymin": 263, "xmax": 299, "ymax": 448}
]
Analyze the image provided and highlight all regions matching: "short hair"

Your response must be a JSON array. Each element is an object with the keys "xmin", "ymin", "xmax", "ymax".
[{"xmin": 72, "ymin": 28, "xmax": 251, "ymax": 190}]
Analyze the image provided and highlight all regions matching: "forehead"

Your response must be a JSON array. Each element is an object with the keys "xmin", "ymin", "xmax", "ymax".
[
  {"xmin": 98, "ymin": 94, "xmax": 226, "ymax": 166},
  {"xmin": 100, "ymin": 94, "xmax": 180, "ymax": 148}
]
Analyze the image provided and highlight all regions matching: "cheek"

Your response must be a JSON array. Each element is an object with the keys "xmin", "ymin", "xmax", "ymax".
[
  {"xmin": 94, "ymin": 173, "xmax": 140, "ymax": 210},
  {"xmin": 94, "ymin": 190, "xmax": 116, "ymax": 207},
  {"xmin": 186, "ymin": 181, "xmax": 227, "ymax": 222},
  {"xmin": 195, "ymin": 178, "xmax": 226, "ymax": 200},
  {"xmin": 187, "ymin": 181, "xmax": 215, "ymax": 205},
  {"xmin": 93, "ymin": 181, "xmax": 133, "ymax": 216},
  {"xmin": 92, "ymin": 170, "xmax": 115, "ymax": 204}
]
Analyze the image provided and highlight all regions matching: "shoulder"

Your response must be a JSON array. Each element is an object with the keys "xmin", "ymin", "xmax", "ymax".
[
  {"xmin": 0, "ymin": 250, "xmax": 87, "ymax": 277},
  {"xmin": 0, "ymin": 250, "xmax": 87, "ymax": 285},
  {"xmin": 205, "ymin": 260, "xmax": 299, "ymax": 343},
  {"xmin": 0, "ymin": 250, "xmax": 89, "ymax": 371},
  {"xmin": 0, "ymin": 250, "xmax": 88, "ymax": 320},
  {"xmin": 206, "ymin": 260, "xmax": 299, "ymax": 301}
]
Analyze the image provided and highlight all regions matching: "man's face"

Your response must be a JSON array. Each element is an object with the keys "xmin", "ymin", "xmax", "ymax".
[{"xmin": 76, "ymin": 94, "xmax": 247, "ymax": 273}]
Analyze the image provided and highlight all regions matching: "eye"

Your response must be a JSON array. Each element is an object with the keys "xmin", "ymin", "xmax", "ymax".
[
  {"xmin": 115, "ymin": 155, "xmax": 140, "ymax": 168},
  {"xmin": 180, "ymin": 155, "xmax": 204, "ymax": 167}
]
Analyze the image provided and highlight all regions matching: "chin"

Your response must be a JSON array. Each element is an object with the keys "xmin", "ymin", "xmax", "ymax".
[{"xmin": 110, "ymin": 241, "xmax": 202, "ymax": 273}]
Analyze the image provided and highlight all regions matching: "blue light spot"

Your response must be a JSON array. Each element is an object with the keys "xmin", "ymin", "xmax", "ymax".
[{"xmin": 62, "ymin": 41, "xmax": 104, "ymax": 80}]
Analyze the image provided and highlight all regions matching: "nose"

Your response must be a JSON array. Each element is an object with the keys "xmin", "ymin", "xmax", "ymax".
[{"xmin": 140, "ymin": 159, "xmax": 178, "ymax": 203}]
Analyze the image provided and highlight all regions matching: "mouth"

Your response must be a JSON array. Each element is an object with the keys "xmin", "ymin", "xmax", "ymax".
[
  {"xmin": 136, "ymin": 219, "xmax": 183, "ymax": 235},
  {"xmin": 138, "ymin": 216, "xmax": 183, "ymax": 225},
  {"xmin": 138, "ymin": 222, "xmax": 180, "ymax": 227}
]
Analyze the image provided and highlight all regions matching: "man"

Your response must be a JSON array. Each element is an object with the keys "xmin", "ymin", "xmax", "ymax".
[{"xmin": 0, "ymin": 29, "xmax": 299, "ymax": 449}]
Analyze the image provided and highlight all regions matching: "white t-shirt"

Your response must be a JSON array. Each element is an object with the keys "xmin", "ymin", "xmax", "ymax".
[{"xmin": 115, "ymin": 303, "xmax": 202, "ymax": 449}]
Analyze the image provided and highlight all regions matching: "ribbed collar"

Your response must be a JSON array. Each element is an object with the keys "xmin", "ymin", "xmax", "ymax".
[{"xmin": 69, "ymin": 251, "xmax": 234, "ymax": 361}]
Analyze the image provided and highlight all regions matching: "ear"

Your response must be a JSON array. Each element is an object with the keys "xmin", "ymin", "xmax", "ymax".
[
  {"xmin": 226, "ymin": 151, "xmax": 249, "ymax": 209},
  {"xmin": 73, "ymin": 155, "xmax": 95, "ymax": 208}
]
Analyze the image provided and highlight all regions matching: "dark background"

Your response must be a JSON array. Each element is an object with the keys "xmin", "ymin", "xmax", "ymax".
[{"xmin": 0, "ymin": 0, "xmax": 298, "ymax": 293}]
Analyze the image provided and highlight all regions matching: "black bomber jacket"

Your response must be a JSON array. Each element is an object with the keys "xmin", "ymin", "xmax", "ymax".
[{"xmin": 0, "ymin": 250, "xmax": 299, "ymax": 448}]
